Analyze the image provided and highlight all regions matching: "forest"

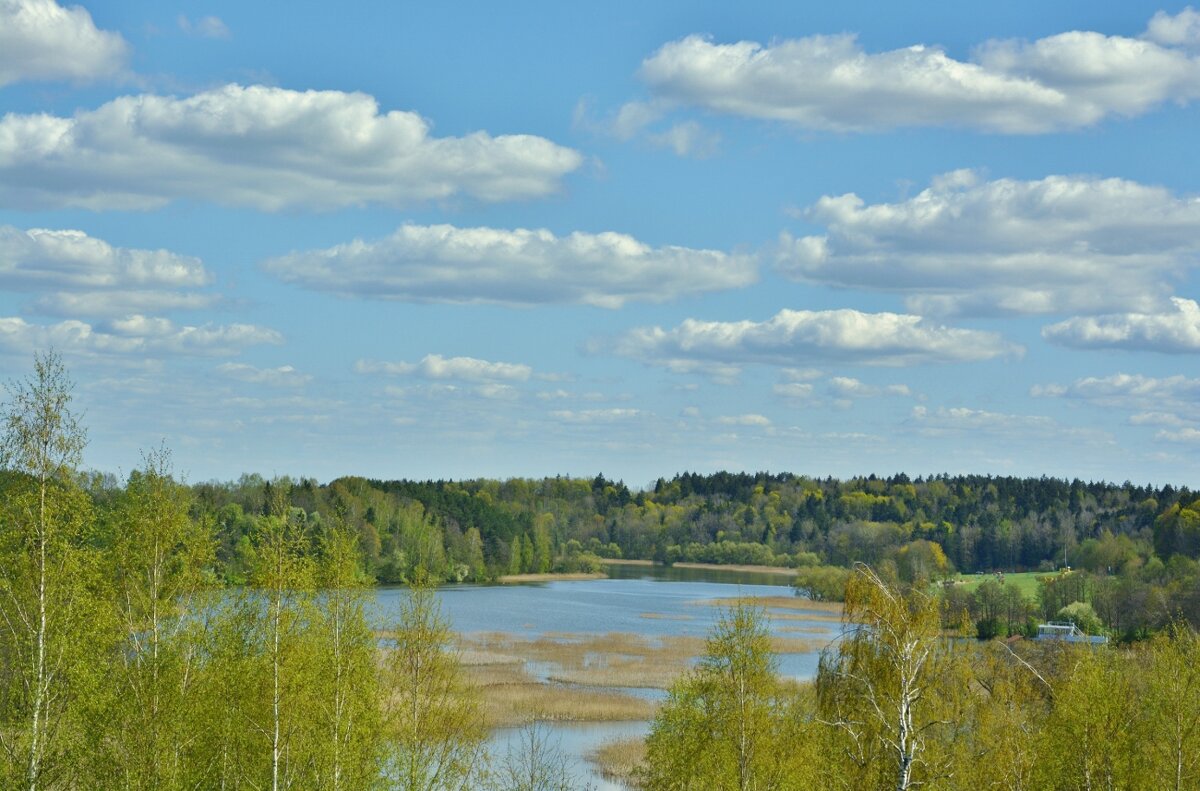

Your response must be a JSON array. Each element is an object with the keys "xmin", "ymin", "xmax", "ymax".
[{"xmin": 3, "ymin": 352, "xmax": 1200, "ymax": 791}]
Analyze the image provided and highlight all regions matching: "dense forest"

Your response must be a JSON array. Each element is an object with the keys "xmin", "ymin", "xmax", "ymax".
[
  {"xmin": 161, "ymin": 462, "xmax": 1200, "ymax": 638},
  {"xmin": 4, "ymin": 352, "xmax": 1200, "ymax": 791}
]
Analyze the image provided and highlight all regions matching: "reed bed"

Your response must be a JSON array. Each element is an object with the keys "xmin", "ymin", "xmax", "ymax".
[
  {"xmin": 465, "ymin": 661, "xmax": 654, "ymax": 727},
  {"xmin": 588, "ymin": 737, "xmax": 647, "ymax": 788},
  {"xmin": 691, "ymin": 595, "xmax": 844, "ymax": 614}
]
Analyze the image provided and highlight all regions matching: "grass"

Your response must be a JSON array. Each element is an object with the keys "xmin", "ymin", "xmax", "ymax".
[
  {"xmin": 589, "ymin": 737, "xmax": 647, "ymax": 788},
  {"xmin": 945, "ymin": 571, "xmax": 1054, "ymax": 599}
]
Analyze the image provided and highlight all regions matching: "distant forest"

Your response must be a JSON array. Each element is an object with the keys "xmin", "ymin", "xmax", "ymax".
[{"xmin": 148, "ymin": 470, "xmax": 1196, "ymax": 585}]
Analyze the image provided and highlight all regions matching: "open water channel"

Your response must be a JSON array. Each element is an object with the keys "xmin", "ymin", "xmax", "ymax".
[{"xmin": 371, "ymin": 565, "xmax": 840, "ymax": 790}]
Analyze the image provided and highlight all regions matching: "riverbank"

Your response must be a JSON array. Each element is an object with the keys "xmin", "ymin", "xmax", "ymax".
[{"xmin": 601, "ymin": 558, "xmax": 798, "ymax": 576}]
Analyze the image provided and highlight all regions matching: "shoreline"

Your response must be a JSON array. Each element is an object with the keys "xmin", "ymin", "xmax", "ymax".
[
  {"xmin": 601, "ymin": 558, "xmax": 798, "ymax": 576},
  {"xmin": 495, "ymin": 571, "xmax": 607, "ymax": 584}
]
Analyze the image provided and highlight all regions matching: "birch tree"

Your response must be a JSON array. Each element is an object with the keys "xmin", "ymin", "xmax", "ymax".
[{"xmin": 0, "ymin": 351, "xmax": 110, "ymax": 791}]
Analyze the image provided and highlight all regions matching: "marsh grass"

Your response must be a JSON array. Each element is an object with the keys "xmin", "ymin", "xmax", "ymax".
[
  {"xmin": 692, "ymin": 595, "xmax": 844, "ymax": 614},
  {"xmin": 464, "ymin": 660, "xmax": 654, "ymax": 727},
  {"xmin": 588, "ymin": 737, "xmax": 647, "ymax": 788},
  {"xmin": 638, "ymin": 612, "xmax": 694, "ymax": 621}
]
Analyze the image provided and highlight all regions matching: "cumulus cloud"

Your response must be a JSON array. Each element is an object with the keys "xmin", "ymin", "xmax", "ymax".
[
  {"xmin": 1157, "ymin": 427, "xmax": 1200, "ymax": 443},
  {"xmin": 828, "ymin": 377, "xmax": 911, "ymax": 398},
  {"xmin": 32, "ymin": 290, "xmax": 219, "ymax": 317},
  {"xmin": 0, "ymin": 226, "xmax": 216, "ymax": 317},
  {"xmin": 0, "ymin": 85, "xmax": 582, "ymax": 211},
  {"xmin": 264, "ymin": 223, "xmax": 754, "ymax": 308},
  {"xmin": 772, "ymin": 382, "xmax": 814, "ymax": 400},
  {"xmin": 778, "ymin": 172, "xmax": 1200, "ymax": 317},
  {"xmin": 634, "ymin": 16, "xmax": 1200, "ymax": 134},
  {"xmin": 1042, "ymin": 297, "xmax": 1200, "ymax": 352},
  {"xmin": 216, "ymin": 362, "xmax": 311, "ymax": 388},
  {"xmin": 1034, "ymin": 372, "xmax": 1200, "ymax": 414},
  {"xmin": 0, "ymin": 315, "xmax": 281, "ymax": 357},
  {"xmin": 178, "ymin": 14, "xmax": 230, "ymax": 39},
  {"xmin": 0, "ymin": 226, "xmax": 209, "ymax": 291},
  {"xmin": 355, "ymin": 354, "xmax": 532, "ymax": 382},
  {"xmin": 716, "ymin": 413, "xmax": 771, "ymax": 427},
  {"xmin": 1145, "ymin": 7, "xmax": 1200, "ymax": 48},
  {"xmin": 0, "ymin": 0, "xmax": 128, "ymax": 86},
  {"xmin": 550, "ymin": 408, "xmax": 642, "ymax": 423},
  {"xmin": 602, "ymin": 308, "xmax": 1019, "ymax": 369},
  {"xmin": 912, "ymin": 404, "xmax": 1055, "ymax": 433}
]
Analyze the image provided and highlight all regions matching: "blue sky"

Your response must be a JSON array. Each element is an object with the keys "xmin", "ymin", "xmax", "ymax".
[{"xmin": 2, "ymin": 0, "xmax": 1200, "ymax": 486}]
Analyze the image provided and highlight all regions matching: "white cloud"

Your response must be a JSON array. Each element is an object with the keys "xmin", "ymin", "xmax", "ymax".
[
  {"xmin": 0, "ymin": 315, "xmax": 281, "ymax": 357},
  {"xmin": 0, "ymin": 0, "xmax": 128, "ymax": 86},
  {"xmin": 778, "ymin": 172, "xmax": 1200, "ymax": 317},
  {"xmin": 1130, "ymin": 411, "xmax": 1188, "ymax": 427},
  {"xmin": 216, "ymin": 362, "xmax": 311, "ymax": 388},
  {"xmin": 828, "ymin": 376, "xmax": 911, "ymax": 398},
  {"xmin": 646, "ymin": 121, "xmax": 721, "ymax": 158},
  {"xmin": 475, "ymin": 383, "xmax": 519, "ymax": 400},
  {"xmin": 0, "ymin": 226, "xmax": 209, "ymax": 291},
  {"xmin": 772, "ymin": 382, "xmax": 814, "ymax": 400},
  {"xmin": 32, "ymin": 290, "xmax": 219, "ymax": 317},
  {"xmin": 0, "ymin": 85, "xmax": 582, "ymax": 211},
  {"xmin": 264, "ymin": 223, "xmax": 754, "ymax": 308},
  {"xmin": 0, "ymin": 226, "xmax": 216, "ymax": 317},
  {"xmin": 355, "ymin": 354, "xmax": 532, "ymax": 382},
  {"xmin": 604, "ymin": 308, "xmax": 1019, "ymax": 369},
  {"xmin": 1145, "ymin": 7, "xmax": 1200, "ymax": 48},
  {"xmin": 635, "ymin": 18, "xmax": 1200, "ymax": 134},
  {"xmin": 1033, "ymin": 372, "xmax": 1200, "ymax": 413},
  {"xmin": 1042, "ymin": 297, "xmax": 1200, "ymax": 352},
  {"xmin": 550, "ymin": 408, "xmax": 642, "ymax": 423},
  {"xmin": 1156, "ymin": 427, "xmax": 1200, "ymax": 443},
  {"xmin": 909, "ymin": 405, "xmax": 1108, "ymax": 443},
  {"xmin": 178, "ymin": 14, "xmax": 230, "ymax": 39},
  {"xmin": 716, "ymin": 413, "xmax": 771, "ymax": 427}
]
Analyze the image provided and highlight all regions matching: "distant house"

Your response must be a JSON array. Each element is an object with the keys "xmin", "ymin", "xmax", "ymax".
[{"xmin": 1035, "ymin": 621, "xmax": 1107, "ymax": 645}]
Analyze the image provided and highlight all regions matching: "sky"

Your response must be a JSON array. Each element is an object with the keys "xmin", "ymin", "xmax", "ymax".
[{"xmin": 1, "ymin": 0, "xmax": 1200, "ymax": 487}]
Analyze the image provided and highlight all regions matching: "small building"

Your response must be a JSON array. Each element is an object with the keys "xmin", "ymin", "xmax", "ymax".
[{"xmin": 1035, "ymin": 621, "xmax": 1107, "ymax": 645}]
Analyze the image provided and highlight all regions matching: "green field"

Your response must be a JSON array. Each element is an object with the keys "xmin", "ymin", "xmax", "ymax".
[{"xmin": 946, "ymin": 571, "xmax": 1054, "ymax": 599}]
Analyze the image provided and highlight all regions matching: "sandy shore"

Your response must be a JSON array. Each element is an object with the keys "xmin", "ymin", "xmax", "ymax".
[{"xmin": 495, "ymin": 571, "xmax": 607, "ymax": 583}]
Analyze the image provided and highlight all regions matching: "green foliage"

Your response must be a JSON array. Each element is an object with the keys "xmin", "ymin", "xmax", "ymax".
[
  {"xmin": 642, "ymin": 603, "xmax": 817, "ymax": 790},
  {"xmin": 792, "ymin": 564, "xmax": 850, "ymax": 602}
]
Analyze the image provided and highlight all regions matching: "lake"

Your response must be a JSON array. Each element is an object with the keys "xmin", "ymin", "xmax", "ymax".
[{"xmin": 372, "ymin": 564, "xmax": 840, "ymax": 790}]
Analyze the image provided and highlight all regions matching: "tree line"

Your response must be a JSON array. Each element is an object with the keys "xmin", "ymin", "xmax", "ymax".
[{"xmin": 0, "ymin": 353, "xmax": 582, "ymax": 791}]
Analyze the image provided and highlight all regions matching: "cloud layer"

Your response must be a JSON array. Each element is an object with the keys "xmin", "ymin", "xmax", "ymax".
[
  {"xmin": 0, "ymin": 85, "xmax": 583, "ymax": 211},
  {"xmin": 778, "ymin": 171, "xmax": 1200, "ymax": 316},
  {"xmin": 0, "ymin": 0, "xmax": 127, "ymax": 86},
  {"xmin": 0, "ymin": 315, "xmax": 281, "ymax": 357},
  {"xmin": 1043, "ymin": 297, "xmax": 1200, "ymax": 352},
  {"xmin": 635, "ymin": 11, "xmax": 1200, "ymax": 133},
  {"xmin": 265, "ymin": 223, "xmax": 755, "ymax": 308},
  {"xmin": 604, "ymin": 307, "xmax": 1019, "ymax": 370}
]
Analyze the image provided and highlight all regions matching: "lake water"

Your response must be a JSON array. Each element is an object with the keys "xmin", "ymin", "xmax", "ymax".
[{"xmin": 372, "ymin": 565, "xmax": 839, "ymax": 790}]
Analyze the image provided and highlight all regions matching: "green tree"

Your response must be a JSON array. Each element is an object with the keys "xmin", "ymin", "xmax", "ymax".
[
  {"xmin": 383, "ymin": 582, "xmax": 486, "ymax": 790},
  {"xmin": 817, "ymin": 564, "xmax": 958, "ymax": 791},
  {"xmin": 642, "ymin": 602, "xmax": 813, "ymax": 790},
  {"xmin": 311, "ymin": 521, "xmax": 383, "ymax": 791},
  {"xmin": 0, "ymin": 351, "xmax": 112, "ymax": 791},
  {"xmin": 1142, "ymin": 624, "xmax": 1200, "ymax": 790},
  {"xmin": 100, "ymin": 446, "xmax": 215, "ymax": 790}
]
